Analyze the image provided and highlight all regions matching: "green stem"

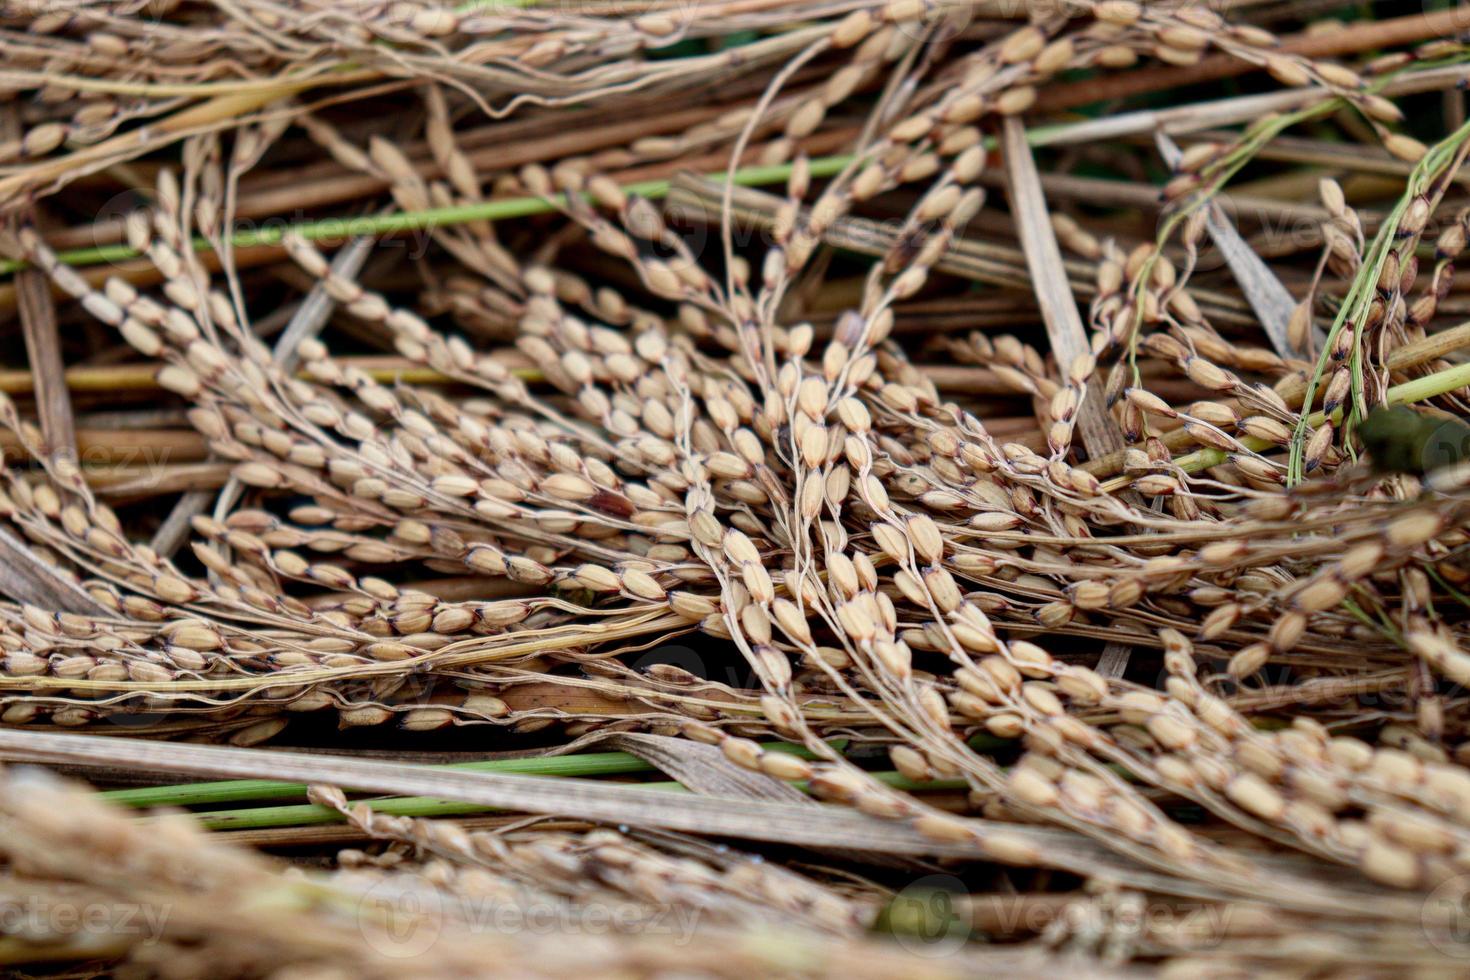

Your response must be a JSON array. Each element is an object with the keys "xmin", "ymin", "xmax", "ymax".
[
  {"xmin": 1120, "ymin": 53, "xmax": 1470, "ymax": 384},
  {"xmin": 0, "ymin": 117, "xmax": 1106, "ymax": 277},
  {"xmin": 188, "ymin": 770, "xmax": 970, "ymax": 832},
  {"xmin": 1428, "ymin": 567, "xmax": 1470, "ymax": 612},
  {"xmin": 103, "ymin": 733, "xmax": 1020, "ymax": 829},
  {"xmin": 0, "ymin": 158, "xmax": 850, "ymax": 276},
  {"xmin": 1383, "ymin": 359, "xmax": 1470, "ymax": 406},
  {"xmin": 100, "ymin": 748, "xmax": 660, "ymax": 808},
  {"xmin": 1288, "ymin": 116, "xmax": 1470, "ymax": 483},
  {"xmin": 193, "ymin": 780, "xmax": 692, "ymax": 831},
  {"xmin": 1141, "ymin": 358, "xmax": 1470, "ymax": 483}
]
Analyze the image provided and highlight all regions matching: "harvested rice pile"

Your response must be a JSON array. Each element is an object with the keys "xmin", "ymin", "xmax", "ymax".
[{"xmin": 0, "ymin": 0, "xmax": 1469, "ymax": 975}]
